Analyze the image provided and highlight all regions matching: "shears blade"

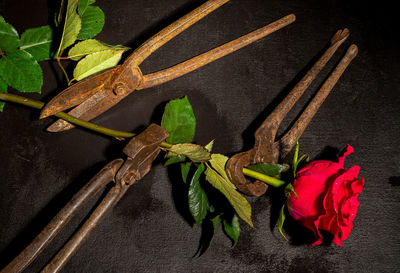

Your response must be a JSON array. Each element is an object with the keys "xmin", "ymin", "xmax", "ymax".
[{"xmin": 40, "ymin": 67, "xmax": 117, "ymax": 119}]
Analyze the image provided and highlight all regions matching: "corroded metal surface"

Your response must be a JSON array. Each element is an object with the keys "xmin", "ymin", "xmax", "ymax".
[
  {"xmin": 226, "ymin": 30, "xmax": 357, "ymax": 197},
  {"xmin": 40, "ymin": 0, "xmax": 295, "ymax": 132},
  {"xmin": 0, "ymin": 160, "xmax": 123, "ymax": 273},
  {"xmin": 137, "ymin": 14, "xmax": 296, "ymax": 90},
  {"xmin": 1, "ymin": 124, "xmax": 168, "ymax": 273}
]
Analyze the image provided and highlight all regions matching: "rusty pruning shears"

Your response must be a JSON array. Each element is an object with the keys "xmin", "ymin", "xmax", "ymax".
[
  {"xmin": 226, "ymin": 29, "xmax": 358, "ymax": 196},
  {"xmin": 39, "ymin": 0, "xmax": 296, "ymax": 131},
  {"xmin": 2, "ymin": 124, "xmax": 169, "ymax": 273}
]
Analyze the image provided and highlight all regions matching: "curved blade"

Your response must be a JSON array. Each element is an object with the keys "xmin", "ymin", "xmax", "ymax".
[{"xmin": 40, "ymin": 67, "xmax": 118, "ymax": 119}]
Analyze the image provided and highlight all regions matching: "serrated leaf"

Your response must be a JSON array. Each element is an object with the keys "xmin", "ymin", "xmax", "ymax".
[
  {"xmin": 278, "ymin": 204, "xmax": 287, "ymax": 240},
  {"xmin": 0, "ymin": 78, "xmax": 7, "ymax": 112},
  {"xmin": 73, "ymin": 50, "xmax": 123, "ymax": 81},
  {"xmin": 180, "ymin": 162, "xmax": 191, "ymax": 183},
  {"xmin": 208, "ymin": 154, "xmax": 232, "ymax": 185},
  {"xmin": 164, "ymin": 155, "xmax": 186, "ymax": 166},
  {"xmin": 188, "ymin": 164, "xmax": 208, "ymax": 226},
  {"xmin": 204, "ymin": 139, "xmax": 214, "ymax": 152},
  {"xmin": 167, "ymin": 143, "xmax": 211, "ymax": 163},
  {"xmin": 0, "ymin": 50, "xmax": 42, "ymax": 93},
  {"xmin": 57, "ymin": 0, "xmax": 81, "ymax": 55},
  {"xmin": 68, "ymin": 39, "xmax": 129, "ymax": 61},
  {"xmin": 77, "ymin": 6, "xmax": 104, "ymax": 40},
  {"xmin": 247, "ymin": 163, "xmax": 289, "ymax": 178},
  {"xmin": 161, "ymin": 96, "xmax": 196, "ymax": 144},
  {"xmin": 78, "ymin": 0, "xmax": 88, "ymax": 15},
  {"xmin": 20, "ymin": 26, "xmax": 54, "ymax": 61},
  {"xmin": 223, "ymin": 213, "xmax": 240, "ymax": 246},
  {"xmin": 205, "ymin": 159, "xmax": 253, "ymax": 228},
  {"xmin": 78, "ymin": 0, "xmax": 95, "ymax": 14},
  {"xmin": 0, "ymin": 21, "xmax": 20, "ymax": 52}
]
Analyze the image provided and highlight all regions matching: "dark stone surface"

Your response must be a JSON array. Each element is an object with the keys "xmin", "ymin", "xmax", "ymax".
[{"xmin": 0, "ymin": 0, "xmax": 399, "ymax": 272}]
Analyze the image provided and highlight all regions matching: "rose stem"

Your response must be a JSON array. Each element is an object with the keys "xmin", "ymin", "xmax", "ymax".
[{"xmin": 0, "ymin": 93, "xmax": 284, "ymax": 187}]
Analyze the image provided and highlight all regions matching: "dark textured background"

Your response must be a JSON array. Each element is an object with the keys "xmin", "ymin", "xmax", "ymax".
[{"xmin": 0, "ymin": 0, "xmax": 399, "ymax": 272}]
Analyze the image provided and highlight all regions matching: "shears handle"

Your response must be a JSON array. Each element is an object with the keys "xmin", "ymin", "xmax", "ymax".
[{"xmin": 136, "ymin": 14, "xmax": 296, "ymax": 90}]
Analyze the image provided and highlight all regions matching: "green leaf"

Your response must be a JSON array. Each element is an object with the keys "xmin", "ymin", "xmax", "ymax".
[
  {"xmin": 292, "ymin": 137, "xmax": 309, "ymax": 177},
  {"xmin": 20, "ymin": 26, "xmax": 54, "ymax": 61},
  {"xmin": 164, "ymin": 155, "xmax": 186, "ymax": 166},
  {"xmin": 0, "ymin": 78, "xmax": 7, "ymax": 112},
  {"xmin": 205, "ymin": 154, "xmax": 253, "ymax": 227},
  {"xmin": 78, "ymin": 0, "xmax": 96, "ymax": 14},
  {"xmin": 223, "ymin": 213, "xmax": 240, "ymax": 246},
  {"xmin": 246, "ymin": 163, "xmax": 289, "ymax": 178},
  {"xmin": 0, "ymin": 21, "xmax": 20, "ymax": 52},
  {"xmin": 77, "ymin": 6, "xmax": 104, "ymax": 40},
  {"xmin": 161, "ymin": 96, "xmax": 196, "ymax": 144},
  {"xmin": 68, "ymin": 39, "xmax": 129, "ymax": 61},
  {"xmin": 180, "ymin": 162, "xmax": 191, "ymax": 183},
  {"xmin": 204, "ymin": 139, "xmax": 214, "ymax": 152},
  {"xmin": 167, "ymin": 143, "xmax": 211, "ymax": 163},
  {"xmin": 0, "ymin": 16, "xmax": 5, "ymax": 23},
  {"xmin": 57, "ymin": 0, "xmax": 66, "ymax": 25},
  {"xmin": 208, "ymin": 154, "xmax": 231, "ymax": 183},
  {"xmin": 298, "ymin": 154, "xmax": 309, "ymax": 166},
  {"xmin": 188, "ymin": 164, "xmax": 208, "ymax": 226},
  {"xmin": 284, "ymin": 183, "xmax": 298, "ymax": 199},
  {"xmin": 210, "ymin": 215, "xmax": 222, "ymax": 247},
  {"xmin": 293, "ymin": 137, "xmax": 299, "ymax": 176},
  {"xmin": 211, "ymin": 215, "xmax": 222, "ymax": 232},
  {"xmin": 278, "ymin": 204, "xmax": 287, "ymax": 240},
  {"xmin": 73, "ymin": 50, "xmax": 123, "ymax": 81},
  {"xmin": 0, "ymin": 50, "xmax": 42, "ymax": 93},
  {"xmin": 57, "ymin": 0, "xmax": 82, "ymax": 55}
]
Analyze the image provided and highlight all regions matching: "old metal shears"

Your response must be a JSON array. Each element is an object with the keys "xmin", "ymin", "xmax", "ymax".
[
  {"xmin": 2, "ymin": 124, "xmax": 169, "ymax": 273},
  {"xmin": 226, "ymin": 29, "xmax": 358, "ymax": 196},
  {"xmin": 40, "ymin": 0, "xmax": 295, "ymax": 131}
]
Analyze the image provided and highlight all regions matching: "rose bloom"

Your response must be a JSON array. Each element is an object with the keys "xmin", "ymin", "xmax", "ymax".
[{"xmin": 288, "ymin": 145, "xmax": 364, "ymax": 246}]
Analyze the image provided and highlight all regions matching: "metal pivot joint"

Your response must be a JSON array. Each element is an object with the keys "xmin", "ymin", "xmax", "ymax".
[
  {"xmin": 39, "ymin": 0, "xmax": 296, "ymax": 132},
  {"xmin": 1, "ymin": 124, "xmax": 169, "ymax": 273}
]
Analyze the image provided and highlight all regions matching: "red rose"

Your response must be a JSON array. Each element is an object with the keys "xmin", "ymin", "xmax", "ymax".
[{"xmin": 288, "ymin": 145, "xmax": 364, "ymax": 246}]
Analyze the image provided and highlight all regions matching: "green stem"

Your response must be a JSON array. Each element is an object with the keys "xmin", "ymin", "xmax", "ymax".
[
  {"xmin": 0, "ymin": 93, "xmax": 283, "ymax": 187},
  {"xmin": 56, "ymin": 57, "xmax": 70, "ymax": 85},
  {"xmin": 0, "ymin": 93, "xmax": 134, "ymax": 139},
  {"xmin": 242, "ymin": 168, "xmax": 285, "ymax": 187}
]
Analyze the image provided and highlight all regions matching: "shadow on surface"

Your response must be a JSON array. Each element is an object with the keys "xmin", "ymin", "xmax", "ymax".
[{"xmin": 0, "ymin": 161, "xmax": 109, "ymax": 269}]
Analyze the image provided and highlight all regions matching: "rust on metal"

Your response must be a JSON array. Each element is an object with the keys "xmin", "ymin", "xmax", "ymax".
[
  {"xmin": 39, "ymin": 0, "xmax": 295, "ymax": 132},
  {"xmin": 226, "ymin": 30, "xmax": 357, "ymax": 197},
  {"xmin": 1, "ymin": 124, "xmax": 168, "ymax": 273},
  {"xmin": 0, "ymin": 159, "xmax": 123, "ymax": 273},
  {"xmin": 136, "ymin": 14, "xmax": 296, "ymax": 90}
]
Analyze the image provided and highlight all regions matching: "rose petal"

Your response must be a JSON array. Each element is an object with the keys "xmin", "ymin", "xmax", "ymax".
[
  {"xmin": 289, "ymin": 145, "xmax": 364, "ymax": 246},
  {"xmin": 297, "ymin": 160, "xmax": 342, "ymax": 179},
  {"xmin": 338, "ymin": 144, "xmax": 354, "ymax": 167}
]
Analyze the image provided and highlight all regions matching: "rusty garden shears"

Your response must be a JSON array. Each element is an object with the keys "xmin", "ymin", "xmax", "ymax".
[
  {"xmin": 226, "ymin": 29, "xmax": 358, "ymax": 196},
  {"xmin": 1, "ymin": 124, "xmax": 169, "ymax": 273},
  {"xmin": 40, "ymin": 0, "xmax": 296, "ymax": 131}
]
